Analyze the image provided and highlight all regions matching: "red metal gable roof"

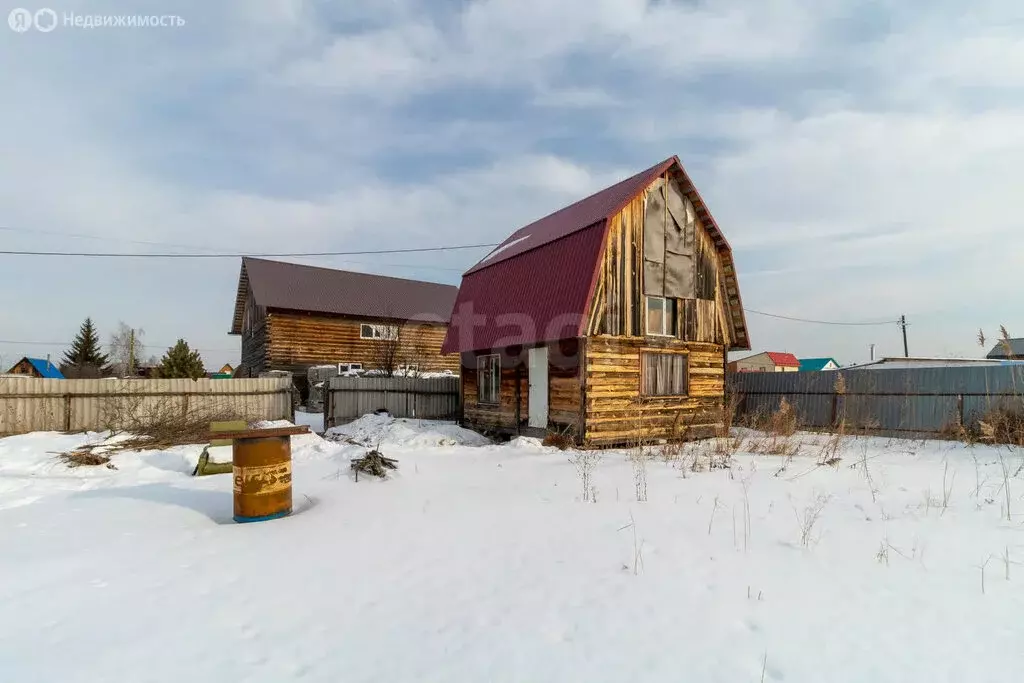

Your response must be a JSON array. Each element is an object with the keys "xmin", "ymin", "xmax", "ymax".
[
  {"xmin": 441, "ymin": 224, "xmax": 606, "ymax": 354},
  {"xmin": 766, "ymin": 352, "xmax": 801, "ymax": 367},
  {"xmin": 465, "ymin": 157, "xmax": 677, "ymax": 275},
  {"xmin": 443, "ymin": 154, "xmax": 751, "ymax": 354}
]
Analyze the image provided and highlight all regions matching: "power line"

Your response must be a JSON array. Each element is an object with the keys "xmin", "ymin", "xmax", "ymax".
[
  {"xmin": 0, "ymin": 227, "xmax": 468, "ymax": 270},
  {"xmin": 745, "ymin": 309, "xmax": 900, "ymax": 326},
  {"xmin": 0, "ymin": 243, "xmax": 499, "ymax": 258},
  {"xmin": 0, "ymin": 226, "xmax": 226, "ymax": 253},
  {"xmin": 0, "ymin": 339, "xmax": 236, "ymax": 353}
]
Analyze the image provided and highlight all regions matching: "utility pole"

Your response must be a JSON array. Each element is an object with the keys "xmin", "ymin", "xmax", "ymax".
[
  {"xmin": 128, "ymin": 329, "xmax": 135, "ymax": 377},
  {"xmin": 898, "ymin": 315, "xmax": 909, "ymax": 358}
]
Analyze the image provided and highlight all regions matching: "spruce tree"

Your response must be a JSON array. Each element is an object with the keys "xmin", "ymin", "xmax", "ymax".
[
  {"xmin": 60, "ymin": 317, "xmax": 110, "ymax": 376},
  {"xmin": 155, "ymin": 339, "xmax": 206, "ymax": 379}
]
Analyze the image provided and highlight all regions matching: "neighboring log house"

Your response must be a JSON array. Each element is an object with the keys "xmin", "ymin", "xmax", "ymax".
[
  {"xmin": 442, "ymin": 156, "xmax": 750, "ymax": 447},
  {"xmin": 230, "ymin": 258, "xmax": 460, "ymax": 397}
]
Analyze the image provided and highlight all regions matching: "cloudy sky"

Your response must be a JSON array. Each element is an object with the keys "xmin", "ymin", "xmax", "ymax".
[{"xmin": 1, "ymin": 0, "xmax": 1022, "ymax": 370}]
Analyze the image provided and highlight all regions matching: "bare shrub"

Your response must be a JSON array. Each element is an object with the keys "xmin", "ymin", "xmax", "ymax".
[
  {"xmin": 791, "ymin": 492, "xmax": 830, "ymax": 547},
  {"xmin": 630, "ymin": 450, "xmax": 649, "ymax": 502},
  {"xmin": 96, "ymin": 385, "xmax": 258, "ymax": 453},
  {"xmin": 570, "ymin": 451, "xmax": 601, "ymax": 503}
]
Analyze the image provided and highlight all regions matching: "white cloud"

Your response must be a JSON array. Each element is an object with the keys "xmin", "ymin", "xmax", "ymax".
[{"xmin": 1, "ymin": 0, "xmax": 1021, "ymax": 369}]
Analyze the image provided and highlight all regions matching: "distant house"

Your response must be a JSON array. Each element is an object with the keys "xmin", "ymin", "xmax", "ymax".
[
  {"xmin": 5, "ymin": 357, "xmax": 65, "ymax": 379},
  {"xmin": 729, "ymin": 352, "xmax": 800, "ymax": 373},
  {"xmin": 846, "ymin": 356, "xmax": 1024, "ymax": 370},
  {"xmin": 986, "ymin": 338, "xmax": 1024, "ymax": 360},
  {"xmin": 230, "ymin": 258, "xmax": 460, "ymax": 397},
  {"xmin": 206, "ymin": 363, "xmax": 235, "ymax": 380},
  {"xmin": 799, "ymin": 357, "xmax": 840, "ymax": 371}
]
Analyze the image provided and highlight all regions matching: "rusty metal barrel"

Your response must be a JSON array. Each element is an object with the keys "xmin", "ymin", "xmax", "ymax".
[{"xmin": 208, "ymin": 425, "xmax": 310, "ymax": 523}]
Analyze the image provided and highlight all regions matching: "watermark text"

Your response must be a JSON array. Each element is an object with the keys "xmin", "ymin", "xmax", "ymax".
[{"xmin": 9, "ymin": 8, "xmax": 185, "ymax": 32}]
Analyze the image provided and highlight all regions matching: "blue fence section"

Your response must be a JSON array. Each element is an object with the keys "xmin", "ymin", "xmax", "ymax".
[{"xmin": 729, "ymin": 367, "xmax": 1024, "ymax": 435}]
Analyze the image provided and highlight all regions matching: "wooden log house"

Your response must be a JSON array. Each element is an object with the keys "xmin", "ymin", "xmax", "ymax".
[
  {"xmin": 441, "ymin": 156, "xmax": 750, "ymax": 447},
  {"xmin": 230, "ymin": 258, "xmax": 460, "ymax": 398}
]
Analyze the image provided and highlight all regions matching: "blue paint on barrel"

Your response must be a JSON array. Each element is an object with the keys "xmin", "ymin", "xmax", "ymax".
[{"xmin": 233, "ymin": 509, "xmax": 291, "ymax": 524}]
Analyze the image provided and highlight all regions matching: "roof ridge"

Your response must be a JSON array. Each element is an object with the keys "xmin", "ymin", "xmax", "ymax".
[
  {"xmin": 243, "ymin": 257, "xmax": 458, "ymax": 290},
  {"xmin": 465, "ymin": 156, "xmax": 678, "ymax": 275}
]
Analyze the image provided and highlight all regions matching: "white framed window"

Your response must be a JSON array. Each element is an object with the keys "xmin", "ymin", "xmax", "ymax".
[
  {"xmin": 646, "ymin": 296, "xmax": 679, "ymax": 337},
  {"xmin": 641, "ymin": 351, "xmax": 688, "ymax": 397},
  {"xmin": 477, "ymin": 354, "xmax": 501, "ymax": 405},
  {"xmin": 360, "ymin": 323, "xmax": 398, "ymax": 340}
]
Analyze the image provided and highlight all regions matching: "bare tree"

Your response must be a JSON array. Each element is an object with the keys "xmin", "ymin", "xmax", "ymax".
[
  {"xmin": 109, "ymin": 322, "xmax": 145, "ymax": 377},
  {"xmin": 400, "ymin": 322, "xmax": 436, "ymax": 377},
  {"xmin": 367, "ymin": 322, "xmax": 403, "ymax": 377}
]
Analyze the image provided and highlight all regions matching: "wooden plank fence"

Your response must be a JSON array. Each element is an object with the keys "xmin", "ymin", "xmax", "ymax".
[
  {"xmin": 325, "ymin": 376, "xmax": 460, "ymax": 429},
  {"xmin": 729, "ymin": 366, "xmax": 1024, "ymax": 436},
  {"xmin": 0, "ymin": 376, "xmax": 294, "ymax": 435}
]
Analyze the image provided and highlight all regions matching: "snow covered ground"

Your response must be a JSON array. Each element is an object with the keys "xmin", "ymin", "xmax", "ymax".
[
  {"xmin": 1, "ymin": 418, "xmax": 1023, "ymax": 682},
  {"xmin": 293, "ymin": 409, "xmax": 325, "ymax": 434}
]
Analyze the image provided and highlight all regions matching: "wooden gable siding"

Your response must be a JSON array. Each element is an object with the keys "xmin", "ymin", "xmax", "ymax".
[
  {"xmin": 583, "ymin": 336, "xmax": 725, "ymax": 447},
  {"xmin": 8, "ymin": 359, "xmax": 40, "ymax": 377},
  {"xmin": 586, "ymin": 182, "xmax": 732, "ymax": 348},
  {"xmin": 241, "ymin": 318, "xmax": 269, "ymax": 375},
  {"xmin": 460, "ymin": 339, "xmax": 583, "ymax": 435},
  {"xmin": 265, "ymin": 312, "xmax": 459, "ymax": 375}
]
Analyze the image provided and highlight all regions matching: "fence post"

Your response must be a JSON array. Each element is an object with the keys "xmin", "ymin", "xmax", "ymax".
[
  {"xmin": 63, "ymin": 394, "xmax": 72, "ymax": 432},
  {"xmin": 957, "ymin": 393, "xmax": 964, "ymax": 427},
  {"xmin": 323, "ymin": 382, "xmax": 331, "ymax": 431}
]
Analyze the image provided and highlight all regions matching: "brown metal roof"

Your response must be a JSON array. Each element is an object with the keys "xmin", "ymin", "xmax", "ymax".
[
  {"xmin": 230, "ymin": 258, "xmax": 459, "ymax": 335},
  {"xmin": 444, "ymin": 155, "xmax": 751, "ymax": 353}
]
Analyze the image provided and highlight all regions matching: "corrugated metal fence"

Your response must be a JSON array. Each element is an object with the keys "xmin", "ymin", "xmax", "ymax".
[
  {"xmin": 325, "ymin": 376, "xmax": 459, "ymax": 429},
  {"xmin": 730, "ymin": 366, "xmax": 1024, "ymax": 435},
  {"xmin": 0, "ymin": 377, "xmax": 294, "ymax": 435}
]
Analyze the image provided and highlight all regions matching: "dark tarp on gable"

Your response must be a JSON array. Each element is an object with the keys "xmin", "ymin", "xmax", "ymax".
[{"xmin": 643, "ymin": 177, "xmax": 695, "ymax": 298}]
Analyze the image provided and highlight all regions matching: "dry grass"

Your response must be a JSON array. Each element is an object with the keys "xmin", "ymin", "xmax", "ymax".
[
  {"xmin": 745, "ymin": 399, "xmax": 802, "ymax": 457},
  {"xmin": 59, "ymin": 448, "xmax": 115, "ymax": 468},
  {"xmin": 542, "ymin": 425, "xmax": 576, "ymax": 451}
]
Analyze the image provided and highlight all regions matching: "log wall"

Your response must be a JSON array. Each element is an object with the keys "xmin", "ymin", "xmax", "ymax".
[
  {"xmin": 263, "ymin": 312, "xmax": 460, "ymax": 376},
  {"xmin": 460, "ymin": 339, "xmax": 583, "ymax": 436},
  {"xmin": 583, "ymin": 336, "xmax": 726, "ymax": 447}
]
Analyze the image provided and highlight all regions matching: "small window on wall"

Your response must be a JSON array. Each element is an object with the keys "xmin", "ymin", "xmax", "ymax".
[
  {"xmin": 646, "ymin": 296, "xmax": 678, "ymax": 337},
  {"xmin": 360, "ymin": 323, "xmax": 398, "ymax": 340},
  {"xmin": 641, "ymin": 352, "xmax": 688, "ymax": 397},
  {"xmin": 478, "ymin": 354, "xmax": 501, "ymax": 405}
]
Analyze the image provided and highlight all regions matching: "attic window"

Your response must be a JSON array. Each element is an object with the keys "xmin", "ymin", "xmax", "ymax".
[
  {"xmin": 361, "ymin": 324, "xmax": 398, "ymax": 340},
  {"xmin": 646, "ymin": 296, "xmax": 678, "ymax": 337}
]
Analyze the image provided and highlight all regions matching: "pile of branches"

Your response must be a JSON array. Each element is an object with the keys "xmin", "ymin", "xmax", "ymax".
[{"xmin": 350, "ymin": 449, "xmax": 399, "ymax": 480}]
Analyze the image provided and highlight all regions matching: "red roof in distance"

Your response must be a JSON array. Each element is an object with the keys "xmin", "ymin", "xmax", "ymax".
[{"xmin": 766, "ymin": 352, "xmax": 801, "ymax": 367}]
